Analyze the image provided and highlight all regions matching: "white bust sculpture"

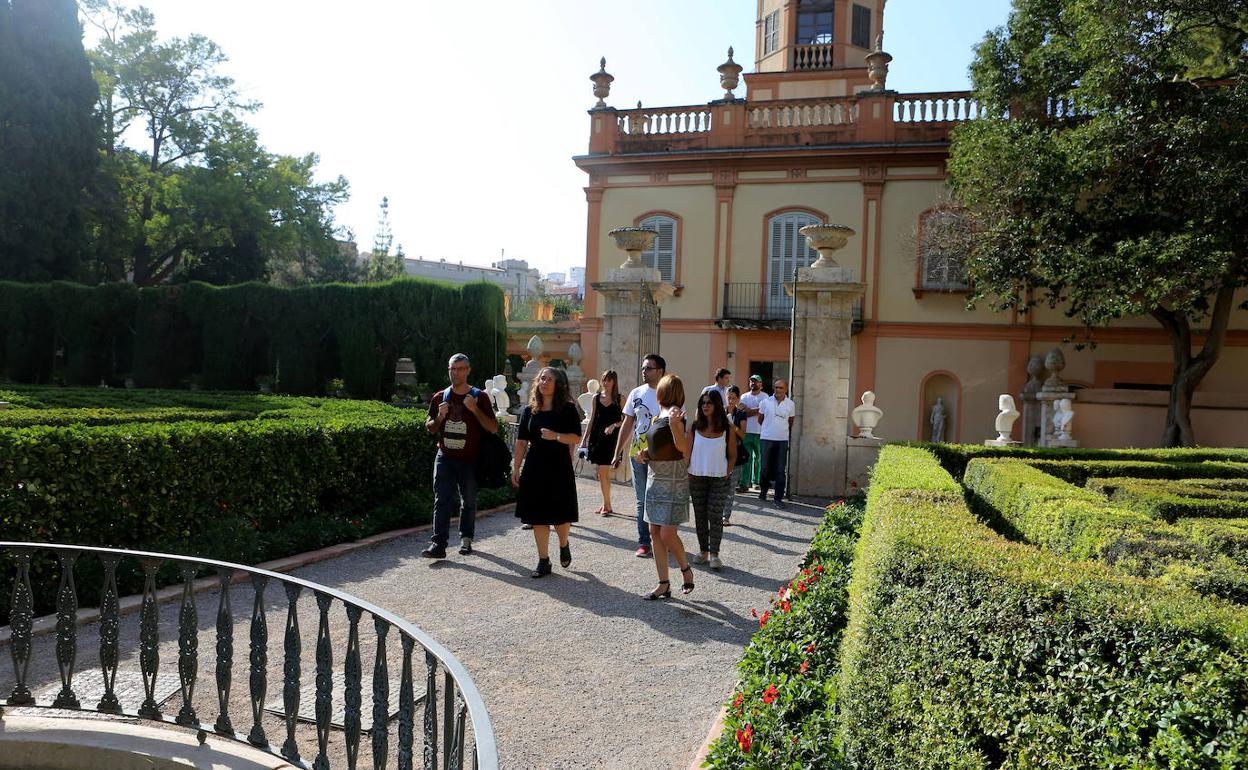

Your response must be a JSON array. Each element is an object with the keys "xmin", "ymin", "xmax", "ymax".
[
  {"xmin": 578, "ymin": 378, "xmax": 601, "ymax": 423},
  {"xmin": 994, "ymin": 394, "xmax": 1020, "ymax": 442},
  {"xmin": 851, "ymin": 391, "xmax": 883, "ymax": 439},
  {"xmin": 1053, "ymin": 398, "xmax": 1074, "ymax": 440},
  {"xmin": 489, "ymin": 374, "xmax": 510, "ymax": 416},
  {"xmin": 930, "ymin": 397, "xmax": 947, "ymax": 443}
]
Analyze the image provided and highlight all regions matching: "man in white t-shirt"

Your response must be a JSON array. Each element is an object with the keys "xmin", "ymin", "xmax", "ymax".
[
  {"xmin": 757, "ymin": 378, "xmax": 796, "ymax": 509},
  {"xmin": 612, "ymin": 353, "xmax": 664, "ymax": 558},
  {"xmin": 738, "ymin": 374, "xmax": 765, "ymax": 491},
  {"xmin": 700, "ymin": 367, "xmax": 731, "ymax": 412}
]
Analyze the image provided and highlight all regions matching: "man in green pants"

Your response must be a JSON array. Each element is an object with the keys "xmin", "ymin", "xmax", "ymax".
[{"xmin": 738, "ymin": 374, "xmax": 765, "ymax": 491}]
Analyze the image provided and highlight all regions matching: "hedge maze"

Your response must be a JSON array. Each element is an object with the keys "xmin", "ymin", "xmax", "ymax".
[{"xmin": 711, "ymin": 444, "xmax": 1248, "ymax": 769}]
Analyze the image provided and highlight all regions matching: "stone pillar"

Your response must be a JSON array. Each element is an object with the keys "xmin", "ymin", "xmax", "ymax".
[
  {"xmin": 517, "ymin": 335, "xmax": 543, "ymax": 408},
  {"xmin": 1020, "ymin": 354, "xmax": 1046, "ymax": 447},
  {"xmin": 589, "ymin": 266, "xmax": 674, "ymax": 396},
  {"xmin": 1037, "ymin": 347, "xmax": 1078, "ymax": 448},
  {"xmin": 787, "ymin": 264, "xmax": 866, "ymax": 498},
  {"xmin": 565, "ymin": 341, "xmax": 586, "ymax": 405}
]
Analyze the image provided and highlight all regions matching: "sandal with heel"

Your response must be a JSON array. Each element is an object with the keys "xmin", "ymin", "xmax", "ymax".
[
  {"xmin": 643, "ymin": 580, "xmax": 671, "ymax": 601},
  {"xmin": 679, "ymin": 565, "xmax": 695, "ymax": 595},
  {"xmin": 559, "ymin": 544, "xmax": 572, "ymax": 568},
  {"xmin": 531, "ymin": 558, "xmax": 551, "ymax": 578}
]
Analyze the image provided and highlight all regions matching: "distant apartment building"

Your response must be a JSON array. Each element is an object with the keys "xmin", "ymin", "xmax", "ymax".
[
  {"xmin": 568, "ymin": 266, "xmax": 586, "ymax": 295},
  {"xmin": 402, "ymin": 256, "xmax": 542, "ymax": 299},
  {"xmin": 545, "ymin": 271, "xmax": 567, "ymax": 286}
]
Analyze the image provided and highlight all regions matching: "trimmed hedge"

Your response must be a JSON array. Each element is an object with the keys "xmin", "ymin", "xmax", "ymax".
[
  {"xmin": 1029, "ymin": 459, "xmax": 1248, "ymax": 487},
  {"xmin": 911, "ymin": 441, "xmax": 1248, "ymax": 481},
  {"xmin": 0, "ymin": 278, "xmax": 507, "ymax": 399},
  {"xmin": 1087, "ymin": 477, "xmax": 1248, "ymax": 521},
  {"xmin": 706, "ymin": 499, "xmax": 863, "ymax": 768},
  {"xmin": 839, "ymin": 446, "xmax": 1248, "ymax": 769},
  {"xmin": 0, "ymin": 388, "xmax": 515, "ymax": 616},
  {"xmin": 965, "ymin": 457, "xmax": 1248, "ymax": 602}
]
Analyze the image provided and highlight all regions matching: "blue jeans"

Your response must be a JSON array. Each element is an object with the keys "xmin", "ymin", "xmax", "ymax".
[
  {"xmin": 432, "ymin": 451, "xmax": 477, "ymax": 548},
  {"xmin": 631, "ymin": 458, "xmax": 651, "ymax": 547},
  {"xmin": 759, "ymin": 440, "xmax": 789, "ymax": 502}
]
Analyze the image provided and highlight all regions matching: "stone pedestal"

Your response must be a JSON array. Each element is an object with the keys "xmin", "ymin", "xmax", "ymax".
[
  {"xmin": 984, "ymin": 438, "xmax": 1022, "ymax": 447},
  {"xmin": 786, "ymin": 265, "xmax": 866, "ymax": 498},
  {"xmin": 846, "ymin": 435, "xmax": 884, "ymax": 494},
  {"xmin": 589, "ymin": 266, "xmax": 673, "ymax": 397}
]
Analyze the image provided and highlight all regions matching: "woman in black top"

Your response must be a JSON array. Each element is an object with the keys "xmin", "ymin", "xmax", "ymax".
[
  {"xmin": 512, "ymin": 367, "xmax": 582, "ymax": 577},
  {"xmin": 579, "ymin": 369, "xmax": 624, "ymax": 516}
]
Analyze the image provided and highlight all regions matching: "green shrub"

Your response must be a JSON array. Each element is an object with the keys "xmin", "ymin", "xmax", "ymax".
[
  {"xmin": 1028, "ymin": 458, "xmax": 1248, "ymax": 487},
  {"xmin": 707, "ymin": 500, "xmax": 864, "ymax": 769},
  {"xmin": 0, "ymin": 279, "xmax": 508, "ymax": 399},
  {"xmin": 911, "ymin": 441, "xmax": 1248, "ymax": 481},
  {"xmin": 964, "ymin": 458, "xmax": 1248, "ymax": 601},
  {"xmin": 1087, "ymin": 477, "xmax": 1248, "ymax": 522},
  {"xmin": 839, "ymin": 446, "xmax": 1248, "ymax": 769}
]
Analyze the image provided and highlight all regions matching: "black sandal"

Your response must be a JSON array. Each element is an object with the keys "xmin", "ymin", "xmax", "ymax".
[
  {"xmin": 531, "ymin": 558, "xmax": 551, "ymax": 578},
  {"xmin": 644, "ymin": 580, "xmax": 671, "ymax": 601},
  {"xmin": 679, "ymin": 565, "xmax": 695, "ymax": 595},
  {"xmin": 559, "ymin": 543, "xmax": 572, "ymax": 568}
]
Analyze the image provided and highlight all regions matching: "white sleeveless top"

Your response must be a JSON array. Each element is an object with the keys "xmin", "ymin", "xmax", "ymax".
[{"xmin": 688, "ymin": 431, "xmax": 727, "ymax": 477}]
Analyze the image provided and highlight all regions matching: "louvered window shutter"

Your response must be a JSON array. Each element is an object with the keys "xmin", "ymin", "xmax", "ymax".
[
  {"xmin": 639, "ymin": 215, "xmax": 678, "ymax": 283},
  {"xmin": 766, "ymin": 212, "xmax": 821, "ymax": 314}
]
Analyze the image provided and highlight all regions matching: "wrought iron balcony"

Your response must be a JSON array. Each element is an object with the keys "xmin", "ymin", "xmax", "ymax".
[
  {"xmin": 0, "ymin": 542, "xmax": 497, "ymax": 769},
  {"xmin": 721, "ymin": 283, "xmax": 863, "ymax": 333}
]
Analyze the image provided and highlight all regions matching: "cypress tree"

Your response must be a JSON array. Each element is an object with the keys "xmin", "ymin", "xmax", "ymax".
[{"xmin": 0, "ymin": 0, "xmax": 99, "ymax": 282}]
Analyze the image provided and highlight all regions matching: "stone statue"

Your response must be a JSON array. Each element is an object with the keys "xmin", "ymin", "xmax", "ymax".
[
  {"xmin": 578, "ymin": 378, "xmax": 601, "ymax": 424},
  {"xmin": 1023, "ymin": 355, "xmax": 1046, "ymax": 395},
  {"xmin": 930, "ymin": 397, "xmax": 947, "ymax": 443},
  {"xmin": 1042, "ymin": 347, "xmax": 1067, "ymax": 392},
  {"xmin": 489, "ymin": 374, "xmax": 510, "ymax": 417},
  {"xmin": 994, "ymin": 394, "xmax": 1020, "ymax": 442},
  {"xmin": 851, "ymin": 391, "xmax": 883, "ymax": 439},
  {"xmin": 1053, "ymin": 398, "xmax": 1074, "ymax": 441}
]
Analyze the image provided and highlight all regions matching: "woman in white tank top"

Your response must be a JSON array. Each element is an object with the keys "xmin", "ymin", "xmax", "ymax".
[{"xmin": 686, "ymin": 390, "xmax": 736, "ymax": 571}]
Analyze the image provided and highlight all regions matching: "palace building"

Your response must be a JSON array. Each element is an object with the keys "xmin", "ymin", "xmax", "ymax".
[{"xmin": 572, "ymin": 0, "xmax": 1248, "ymax": 446}]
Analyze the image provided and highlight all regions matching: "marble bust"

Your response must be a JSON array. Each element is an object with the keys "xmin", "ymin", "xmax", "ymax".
[
  {"xmin": 488, "ymin": 374, "xmax": 510, "ymax": 416},
  {"xmin": 578, "ymin": 379, "xmax": 601, "ymax": 423},
  {"xmin": 994, "ymin": 394, "xmax": 1020, "ymax": 442},
  {"xmin": 851, "ymin": 391, "xmax": 883, "ymax": 439},
  {"xmin": 1053, "ymin": 398, "xmax": 1074, "ymax": 440}
]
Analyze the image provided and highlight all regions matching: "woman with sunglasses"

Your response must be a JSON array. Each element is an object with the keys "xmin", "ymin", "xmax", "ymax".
[{"xmin": 687, "ymin": 389, "xmax": 736, "ymax": 571}]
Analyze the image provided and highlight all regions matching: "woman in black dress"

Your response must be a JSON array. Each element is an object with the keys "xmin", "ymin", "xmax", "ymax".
[
  {"xmin": 578, "ymin": 369, "xmax": 623, "ymax": 517},
  {"xmin": 512, "ymin": 367, "xmax": 582, "ymax": 577}
]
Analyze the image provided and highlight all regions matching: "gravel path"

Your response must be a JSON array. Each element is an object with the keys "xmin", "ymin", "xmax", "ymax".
[{"xmin": 3, "ymin": 479, "xmax": 829, "ymax": 770}]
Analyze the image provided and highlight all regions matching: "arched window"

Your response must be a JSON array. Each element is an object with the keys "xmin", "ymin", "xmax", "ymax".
[
  {"xmin": 767, "ymin": 210, "xmax": 822, "ymax": 314},
  {"xmin": 637, "ymin": 214, "xmax": 677, "ymax": 283},
  {"xmin": 919, "ymin": 208, "xmax": 970, "ymax": 290}
]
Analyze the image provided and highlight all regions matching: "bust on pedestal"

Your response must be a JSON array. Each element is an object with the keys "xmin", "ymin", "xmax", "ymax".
[
  {"xmin": 985, "ymin": 394, "xmax": 1021, "ymax": 446},
  {"xmin": 851, "ymin": 391, "xmax": 883, "ymax": 439}
]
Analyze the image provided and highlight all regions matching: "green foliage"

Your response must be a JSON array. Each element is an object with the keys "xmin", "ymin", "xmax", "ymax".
[
  {"xmin": 948, "ymin": 0, "xmax": 1248, "ymax": 446},
  {"xmin": 0, "ymin": 0, "xmax": 99, "ymax": 282},
  {"xmin": 911, "ymin": 441, "xmax": 1248, "ymax": 482},
  {"xmin": 1088, "ymin": 477, "xmax": 1248, "ymax": 523},
  {"xmin": 839, "ymin": 445, "xmax": 1248, "ymax": 769},
  {"xmin": 0, "ymin": 278, "xmax": 507, "ymax": 399},
  {"xmin": 706, "ymin": 500, "xmax": 863, "ymax": 769}
]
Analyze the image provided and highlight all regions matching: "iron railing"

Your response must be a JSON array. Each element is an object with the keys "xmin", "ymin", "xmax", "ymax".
[
  {"xmin": 722, "ymin": 283, "xmax": 863, "ymax": 333},
  {"xmin": 0, "ymin": 542, "xmax": 497, "ymax": 770}
]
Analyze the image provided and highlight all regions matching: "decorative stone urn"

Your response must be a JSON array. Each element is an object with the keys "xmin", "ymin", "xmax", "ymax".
[
  {"xmin": 798, "ymin": 223, "xmax": 856, "ymax": 269},
  {"xmin": 590, "ymin": 57, "xmax": 614, "ymax": 109},
  {"xmin": 1042, "ymin": 347, "xmax": 1067, "ymax": 392},
  {"xmin": 717, "ymin": 47, "xmax": 743, "ymax": 100},
  {"xmin": 865, "ymin": 34, "xmax": 893, "ymax": 92},
  {"xmin": 608, "ymin": 227, "xmax": 659, "ymax": 269}
]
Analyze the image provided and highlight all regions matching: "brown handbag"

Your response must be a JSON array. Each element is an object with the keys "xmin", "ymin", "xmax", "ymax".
[{"xmin": 648, "ymin": 417, "xmax": 684, "ymax": 461}]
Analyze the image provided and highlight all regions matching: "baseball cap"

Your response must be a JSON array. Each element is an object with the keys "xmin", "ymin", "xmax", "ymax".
[{"xmin": 749, "ymin": 374, "xmax": 763, "ymax": 382}]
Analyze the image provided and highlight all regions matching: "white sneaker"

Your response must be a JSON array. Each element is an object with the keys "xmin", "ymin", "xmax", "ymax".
[
  {"xmin": 691, "ymin": 553, "xmax": 709, "ymax": 565},
  {"xmin": 708, "ymin": 555, "xmax": 723, "ymax": 571}
]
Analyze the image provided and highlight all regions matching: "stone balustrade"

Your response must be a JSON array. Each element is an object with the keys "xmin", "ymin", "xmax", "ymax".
[
  {"xmin": 893, "ymin": 92, "xmax": 984, "ymax": 123},
  {"xmin": 748, "ymin": 96, "xmax": 858, "ymax": 130},
  {"xmin": 792, "ymin": 43, "xmax": 835, "ymax": 71},
  {"xmin": 617, "ymin": 105, "xmax": 713, "ymax": 137}
]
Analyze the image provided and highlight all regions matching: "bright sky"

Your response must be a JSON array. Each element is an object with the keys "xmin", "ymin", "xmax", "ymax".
[{"xmin": 86, "ymin": 0, "xmax": 1014, "ymax": 278}]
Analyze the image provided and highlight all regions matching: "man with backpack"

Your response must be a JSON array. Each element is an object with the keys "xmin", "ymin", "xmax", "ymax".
[{"xmin": 424, "ymin": 353, "xmax": 498, "ymax": 558}]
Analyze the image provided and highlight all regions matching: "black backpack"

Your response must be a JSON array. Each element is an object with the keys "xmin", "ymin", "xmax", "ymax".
[{"xmin": 444, "ymin": 387, "xmax": 512, "ymax": 488}]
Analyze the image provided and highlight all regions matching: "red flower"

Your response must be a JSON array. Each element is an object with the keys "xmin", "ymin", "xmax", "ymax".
[
  {"xmin": 736, "ymin": 724, "xmax": 753, "ymax": 753},
  {"xmin": 802, "ymin": 568, "xmax": 812, "ymax": 576},
  {"xmin": 750, "ymin": 608, "xmax": 758, "ymax": 618},
  {"xmin": 762, "ymin": 684, "xmax": 779, "ymax": 704},
  {"xmin": 780, "ymin": 600, "xmax": 792, "ymax": 613},
  {"xmin": 732, "ymin": 692, "xmax": 744, "ymax": 710},
  {"xmin": 815, "ymin": 565, "xmax": 826, "ymax": 573},
  {"xmin": 805, "ymin": 642, "xmax": 816, "ymax": 654},
  {"xmin": 799, "ymin": 659, "xmax": 811, "ymax": 675},
  {"xmin": 758, "ymin": 610, "xmax": 771, "ymax": 628},
  {"xmin": 794, "ymin": 581, "xmax": 808, "ymax": 593}
]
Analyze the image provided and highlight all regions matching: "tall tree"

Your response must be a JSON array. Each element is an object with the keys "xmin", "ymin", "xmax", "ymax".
[
  {"xmin": 366, "ymin": 197, "xmax": 402, "ymax": 281},
  {"xmin": 0, "ymin": 0, "xmax": 99, "ymax": 281},
  {"xmin": 948, "ymin": 0, "xmax": 1248, "ymax": 446}
]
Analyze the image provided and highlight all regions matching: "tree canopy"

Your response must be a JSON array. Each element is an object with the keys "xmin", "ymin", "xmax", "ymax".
[{"xmin": 948, "ymin": 0, "xmax": 1248, "ymax": 446}]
